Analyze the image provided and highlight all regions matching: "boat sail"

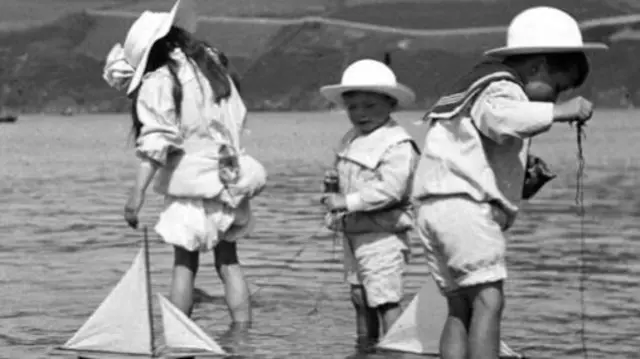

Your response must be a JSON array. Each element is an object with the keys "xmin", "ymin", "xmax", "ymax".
[
  {"xmin": 377, "ymin": 278, "xmax": 524, "ymax": 358},
  {"xmin": 50, "ymin": 228, "xmax": 226, "ymax": 358}
]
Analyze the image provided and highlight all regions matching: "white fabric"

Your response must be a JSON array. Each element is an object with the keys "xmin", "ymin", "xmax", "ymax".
[
  {"xmin": 103, "ymin": 44, "xmax": 135, "ymax": 91},
  {"xmin": 320, "ymin": 59, "xmax": 415, "ymax": 108},
  {"xmin": 485, "ymin": 6, "xmax": 608, "ymax": 57},
  {"xmin": 416, "ymin": 196, "xmax": 508, "ymax": 295},
  {"xmin": 343, "ymin": 233, "xmax": 409, "ymax": 307},
  {"xmin": 377, "ymin": 279, "xmax": 523, "ymax": 358},
  {"xmin": 217, "ymin": 154, "xmax": 267, "ymax": 208},
  {"xmin": 155, "ymin": 195, "xmax": 255, "ymax": 252},
  {"xmin": 157, "ymin": 294, "xmax": 226, "ymax": 354},
  {"xmin": 62, "ymin": 249, "xmax": 152, "ymax": 355},
  {"xmin": 102, "ymin": 0, "xmax": 198, "ymax": 94}
]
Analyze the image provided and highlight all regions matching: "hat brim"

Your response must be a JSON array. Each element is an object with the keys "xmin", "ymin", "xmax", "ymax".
[
  {"xmin": 484, "ymin": 42, "xmax": 609, "ymax": 57},
  {"xmin": 126, "ymin": 0, "xmax": 198, "ymax": 94},
  {"xmin": 319, "ymin": 84, "xmax": 416, "ymax": 108}
]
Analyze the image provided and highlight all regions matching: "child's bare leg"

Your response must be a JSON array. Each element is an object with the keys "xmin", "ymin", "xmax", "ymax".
[
  {"xmin": 350, "ymin": 285, "xmax": 380, "ymax": 345},
  {"xmin": 214, "ymin": 240, "xmax": 252, "ymax": 323},
  {"xmin": 169, "ymin": 246, "xmax": 200, "ymax": 316},
  {"xmin": 440, "ymin": 292, "xmax": 471, "ymax": 359},
  {"xmin": 468, "ymin": 281, "xmax": 504, "ymax": 359},
  {"xmin": 377, "ymin": 302, "xmax": 401, "ymax": 334}
]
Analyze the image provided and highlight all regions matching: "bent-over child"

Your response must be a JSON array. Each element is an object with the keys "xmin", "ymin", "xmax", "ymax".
[{"xmin": 411, "ymin": 7, "xmax": 608, "ymax": 359}]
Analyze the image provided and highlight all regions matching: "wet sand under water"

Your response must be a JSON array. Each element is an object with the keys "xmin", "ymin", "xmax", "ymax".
[{"xmin": 0, "ymin": 111, "xmax": 638, "ymax": 359}]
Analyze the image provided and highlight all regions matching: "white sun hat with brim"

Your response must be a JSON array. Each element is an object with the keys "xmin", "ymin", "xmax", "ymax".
[
  {"xmin": 102, "ymin": 0, "xmax": 198, "ymax": 95},
  {"xmin": 484, "ymin": 6, "xmax": 609, "ymax": 58},
  {"xmin": 320, "ymin": 59, "xmax": 416, "ymax": 108}
]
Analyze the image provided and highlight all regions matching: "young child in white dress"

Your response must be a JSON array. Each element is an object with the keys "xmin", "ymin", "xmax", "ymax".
[{"xmin": 102, "ymin": 0, "xmax": 266, "ymax": 325}]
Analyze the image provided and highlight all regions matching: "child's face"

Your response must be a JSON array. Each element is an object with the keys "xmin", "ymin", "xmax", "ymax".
[
  {"xmin": 523, "ymin": 61, "xmax": 581, "ymax": 102},
  {"xmin": 342, "ymin": 91, "xmax": 395, "ymax": 134}
]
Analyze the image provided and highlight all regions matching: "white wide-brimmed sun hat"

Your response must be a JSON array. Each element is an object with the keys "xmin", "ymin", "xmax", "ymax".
[
  {"xmin": 102, "ymin": 0, "xmax": 198, "ymax": 94},
  {"xmin": 484, "ymin": 6, "xmax": 608, "ymax": 57},
  {"xmin": 320, "ymin": 59, "xmax": 416, "ymax": 108}
]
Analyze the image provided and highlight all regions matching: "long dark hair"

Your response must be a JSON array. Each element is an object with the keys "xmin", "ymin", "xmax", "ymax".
[{"xmin": 128, "ymin": 26, "xmax": 239, "ymax": 140}]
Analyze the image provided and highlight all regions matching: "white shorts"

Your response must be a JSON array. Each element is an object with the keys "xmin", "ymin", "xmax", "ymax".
[
  {"xmin": 343, "ymin": 232, "xmax": 409, "ymax": 307},
  {"xmin": 155, "ymin": 197, "xmax": 254, "ymax": 252},
  {"xmin": 416, "ymin": 196, "xmax": 507, "ymax": 295}
]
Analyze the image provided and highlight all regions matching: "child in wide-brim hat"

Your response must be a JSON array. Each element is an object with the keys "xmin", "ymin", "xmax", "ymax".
[
  {"xmin": 320, "ymin": 59, "xmax": 420, "ymax": 349},
  {"xmin": 103, "ymin": 0, "xmax": 266, "ymax": 325},
  {"xmin": 411, "ymin": 6, "xmax": 607, "ymax": 359}
]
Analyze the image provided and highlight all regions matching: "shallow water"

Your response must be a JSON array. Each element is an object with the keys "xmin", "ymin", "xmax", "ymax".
[{"xmin": 0, "ymin": 111, "xmax": 638, "ymax": 359}]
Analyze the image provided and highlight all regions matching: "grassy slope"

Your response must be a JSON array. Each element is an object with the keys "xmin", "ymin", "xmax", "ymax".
[
  {"xmin": 332, "ymin": 0, "xmax": 627, "ymax": 29},
  {"xmin": 0, "ymin": 0, "xmax": 639, "ymax": 113},
  {"xmin": 0, "ymin": 0, "xmax": 138, "ymax": 30},
  {"xmin": 114, "ymin": 0, "xmax": 334, "ymax": 17}
]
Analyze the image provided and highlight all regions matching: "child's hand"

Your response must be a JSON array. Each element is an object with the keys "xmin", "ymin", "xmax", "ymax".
[
  {"xmin": 124, "ymin": 189, "xmax": 145, "ymax": 229},
  {"xmin": 321, "ymin": 194, "xmax": 347, "ymax": 212},
  {"xmin": 324, "ymin": 212, "xmax": 343, "ymax": 231},
  {"xmin": 553, "ymin": 96, "xmax": 593, "ymax": 124}
]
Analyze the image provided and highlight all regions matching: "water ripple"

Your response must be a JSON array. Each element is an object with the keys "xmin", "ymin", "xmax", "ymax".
[{"xmin": 1, "ymin": 112, "xmax": 638, "ymax": 358}]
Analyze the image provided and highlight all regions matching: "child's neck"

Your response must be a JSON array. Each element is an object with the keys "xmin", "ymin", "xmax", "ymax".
[{"xmin": 357, "ymin": 117, "xmax": 391, "ymax": 135}]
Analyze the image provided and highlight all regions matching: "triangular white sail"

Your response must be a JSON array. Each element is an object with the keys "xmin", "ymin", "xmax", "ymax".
[
  {"xmin": 157, "ymin": 293, "xmax": 227, "ymax": 355},
  {"xmin": 61, "ymin": 249, "xmax": 153, "ymax": 355},
  {"xmin": 378, "ymin": 278, "xmax": 523, "ymax": 358}
]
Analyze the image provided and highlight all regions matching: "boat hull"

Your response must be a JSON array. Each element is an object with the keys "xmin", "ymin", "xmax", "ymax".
[
  {"xmin": 50, "ymin": 347, "xmax": 154, "ymax": 358},
  {"xmin": 49, "ymin": 347, "xmax": 225, "ymax": 358}
]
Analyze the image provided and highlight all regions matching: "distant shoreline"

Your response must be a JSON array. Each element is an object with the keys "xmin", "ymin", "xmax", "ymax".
[
  {"xmin": 2, "ymin": 3, "xmax": 640, "ymax": 114},
  {"xmin": 11, "ymin": 104, "xmax": 636, "ymax": 119}
]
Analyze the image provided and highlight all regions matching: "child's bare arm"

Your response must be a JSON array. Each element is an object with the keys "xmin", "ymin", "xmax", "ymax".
[
  {"xmin": 345, "ymin": 141, "xmax": 416, "ymax": 213},
  {"xmin": 124, "ymin": 158, "xmax": 159, "ymax": 228},
  {"xmin": 132, "ymin": 159, "xmax": 159, "ymax": 195}
]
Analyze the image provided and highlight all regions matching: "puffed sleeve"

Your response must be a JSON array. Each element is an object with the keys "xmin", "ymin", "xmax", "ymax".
[
  {"xmin": 470, "ymin": 81, "xmax": 554, "ymax": 144},
  {"xmin": 134, "ymin": 72, "xmax": 183, "ymax": 165}
]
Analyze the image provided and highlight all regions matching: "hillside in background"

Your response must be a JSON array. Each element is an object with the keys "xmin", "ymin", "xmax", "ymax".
[{"xmin": 1, "ymin": 0, "xmax": 640, "ymax": 113}]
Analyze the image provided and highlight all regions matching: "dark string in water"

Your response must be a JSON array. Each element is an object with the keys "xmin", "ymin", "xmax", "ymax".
[{"xmin": 574, "ymin": 122, "xmax": 588, "ymax": 359}]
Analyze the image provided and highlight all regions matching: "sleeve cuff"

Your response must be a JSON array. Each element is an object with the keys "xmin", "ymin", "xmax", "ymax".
[{"xmin": 345, "ymin": 193, "xmax": 365, "ymax": 212}]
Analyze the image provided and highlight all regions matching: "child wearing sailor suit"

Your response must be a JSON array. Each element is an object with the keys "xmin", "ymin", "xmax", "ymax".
[
  {"xmin": 319, "ymin": 59, "xmax": 419, "ymax": 348},
  {"xmin": 411, "ymin": 7, "xmax": 607, "ymax": 359}
]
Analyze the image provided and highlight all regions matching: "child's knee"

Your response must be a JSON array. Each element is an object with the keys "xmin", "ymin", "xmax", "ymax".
[
  {"xmin": 350, "ymin": 285, "xmax": 367, "ymax": 308},
  {"xmin": 214, "ymin": 240, "xmax": 240, "ymax": 271},
  {"xmin": 472, "ymin": 281, "xmax": 504, "ymax": 313}
]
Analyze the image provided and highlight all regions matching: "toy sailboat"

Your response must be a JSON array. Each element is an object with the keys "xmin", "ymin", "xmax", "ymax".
[
  {"xmin": 50, "ymin": 228, "xmax": 227, "ymax": 358},
  {"xmin": 377, "ymin": 278, "xmax": 525, "ymax": 359}
]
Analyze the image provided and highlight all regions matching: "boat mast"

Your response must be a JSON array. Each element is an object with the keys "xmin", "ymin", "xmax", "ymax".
[{"xmin": 143, "ymin": 227, "xmax": 157, "ymax": 355}]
